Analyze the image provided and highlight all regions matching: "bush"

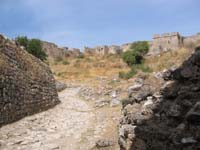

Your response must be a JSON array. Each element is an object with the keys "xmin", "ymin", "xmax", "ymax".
[
  {"xmin": 28, "ymin": 39, "xmax": 47, "ymax": 61},
  {"xmin": 16, "ymin": 36, "xmax": 29, "ymax": 49},
  {"xmin": 122, "ymin": 41, "xmax": 149, "ymax": 66},
  {"xmin": 135, "ymin": 64, "xmax": 152, "ymax": 73},
  {"xmin": 16, "ymin": 36, "xmax": 47, "ymax": 61},
  {"xmin": 119, "ymin": 67, "xmax": 137, "ymax": 79}
]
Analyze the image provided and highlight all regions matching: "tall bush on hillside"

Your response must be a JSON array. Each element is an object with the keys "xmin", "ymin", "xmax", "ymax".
[
  {"xmin": 28, "ymin": 39, "xmax": 47, "ymax": 61},
  {"xmin": 16, "ymin": 36, "xmax": 29, "ymax": 49},
  {"xmin": 16, "ymin": 36, "xmax": 47, "ymax": 61},
  {"xmin": 122, "ymin": 41, "xmax": 149, "ymax": 66},
  {"xmin": 120, "ymin": 41, "xmax": 150, "ymax": 79}
]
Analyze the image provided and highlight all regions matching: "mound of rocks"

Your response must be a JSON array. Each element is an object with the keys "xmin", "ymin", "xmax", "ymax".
[
  {"xmin": 0, "ymin": 34, "xmax": 60, "ymax": 127},
  {"xmin": 119, "ymin": 47, "xmax": 200, "ymax": 150}
]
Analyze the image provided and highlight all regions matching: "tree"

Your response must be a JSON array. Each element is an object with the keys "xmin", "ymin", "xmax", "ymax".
[
  {"xmin": 16, "ymin": 36, "xmax": 29, "ymax": 49},
  {"xmin": 16, "ymin": 36, "xmax": 47, "ymax": 61},
  {"xmin": 27, "ymin": 39, "xmax": 47, "ymax": 61},
  {"xmin": 122, "ymin": 41, "xmax": 149, "ymax": 66}
]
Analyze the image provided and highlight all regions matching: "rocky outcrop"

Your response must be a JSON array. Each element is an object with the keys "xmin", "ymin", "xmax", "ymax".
[
  {"xmin": 0, "ymin": 35, "xmax": 60, "ymax": 127},
  {"xmin": 119, "ymin": 47, "xmax": 200, "ymax": 150}
]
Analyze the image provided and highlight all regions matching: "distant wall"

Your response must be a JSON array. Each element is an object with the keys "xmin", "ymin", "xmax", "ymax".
[
  {"xmin": 0, "ymin": 35, "xmax": 60, "ymax": 127},
  {"xmin": 183, "ymin": 34, "xmax": 200, "ymax": 49},
  {"xmin": 148, "ymin": 32, "xmax": 183, "ymax": 55},
  {"xmin": 42, "ymin": 41, "xmax": 82, "ymax": 59},
  {"xmin": 42, "ymin": 41, "xmax": 66, "ymax": 59}
]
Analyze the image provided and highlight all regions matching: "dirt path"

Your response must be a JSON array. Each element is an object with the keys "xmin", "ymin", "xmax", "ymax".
[{"xmin": 0, "ymin": 87, "xmax": 120, "ymax": 150}]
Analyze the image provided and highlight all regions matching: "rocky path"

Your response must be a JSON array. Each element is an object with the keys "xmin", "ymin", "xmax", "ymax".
[{"xmin": 0, "ymin": 87, "xmax": 120, "ymax": 150}]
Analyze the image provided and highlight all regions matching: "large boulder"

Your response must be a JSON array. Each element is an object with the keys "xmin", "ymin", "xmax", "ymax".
[{"xmin": 0, "ymin": 35, "xmax": 60, "ymax": 127}]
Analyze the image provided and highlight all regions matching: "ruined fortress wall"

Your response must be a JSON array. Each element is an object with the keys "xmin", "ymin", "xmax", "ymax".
[
  {"xmin": 148, "ymin": 32, "xmax": 183, "ymax": 55},
  {"xmin": 183, "ymin": 34, "xmax": 200, "ymax": 49},
  {"xmin": 0, "ymin": 35, "xmax": 60, "ymax": 127},
  {"xmin": 42, "ymin": 41, "xmax": 66, "ymax": 59}
]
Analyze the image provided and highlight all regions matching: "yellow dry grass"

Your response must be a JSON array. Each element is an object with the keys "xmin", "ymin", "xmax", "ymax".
[
  {"xmin": 145, "ymin": 48, "xmax": 192, "ymax": 72},
  {"xmin": 50, "ymin": 55, "xmax": 129, "ymax": 82}
]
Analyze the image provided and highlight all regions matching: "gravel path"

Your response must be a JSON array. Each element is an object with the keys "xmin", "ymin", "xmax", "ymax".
[{"xmin": 0, "ymin": 88, "xmax": 97, "ymax": 150}]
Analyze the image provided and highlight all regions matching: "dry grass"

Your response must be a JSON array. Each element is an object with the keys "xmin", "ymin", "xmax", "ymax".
[
  {"xmin": 145, "ymin": 48, "xmax": 192, "ymax": 72},
  {"xmin": 50, "ymin": 55, "xmax": 129, "ymax": 82}
]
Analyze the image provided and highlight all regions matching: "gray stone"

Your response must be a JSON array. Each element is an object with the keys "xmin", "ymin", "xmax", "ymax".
[
  {"xmin": 110, "ymin": 98, "xmax": 121, "ymax": 107},
  {"xmin": 96, "ymin": 139, "xmax": 114, "ymax": 147},
  {"xmin": 181, "ymin": 137, "xmax": 197, "ymax": 144},
  {"xmin": 55, "ymin": 81, "xmax": 67, "ymax": 92},
  {"xmin": 186, "ymin": 102, "xmax": 200, "ymax": 125}
]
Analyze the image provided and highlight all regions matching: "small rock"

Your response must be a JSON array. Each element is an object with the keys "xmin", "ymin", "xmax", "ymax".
[
  {"xmin": 143, "ymin": 97, "xmax": 153, "ymax": 108},
  {"xmin": 167, "ymin": 104, "xmax": 182, "ymax": 117},
  {"xmin": 95, "ymin": 100, "xmax": 110, "ymax": 108},
  {"xmin": 186, "ymin": 102, "xmax": 200, "ymax": 125},
  {"xmin": 181, "ymin": 137, "xmax": 197, "ymax": 144},
  {"xmin": 96, "ymin": 139, "xmax": 114, "ymax": 147},
  {"xmin": 56, "ymin": 81, "xmax": 67, "ymax": 92},
  {"xmin": 111, "ymin": 91, "xmax": 117, "ymax": 98},
  {"xmin": 110, "ymin": 98, "xmax": 121, "ymax": 107}
]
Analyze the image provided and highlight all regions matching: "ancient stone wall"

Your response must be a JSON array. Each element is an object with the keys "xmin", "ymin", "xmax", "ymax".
[
  {"xmin": 0, "ymin": 35, "xmax": 60, "ymax": 127},
  {"xmin": 148, "ymin": 32, "xmax": 184, "ymax": 55},
  {"xmin": 121, "ymin": 43, "xmax": 132, "ymax": 52},
  {"xmin": 42, "ymin": 41, "xmax": 82, "ymax": 59},
  {"xmin": 183, "ymin": 34, "xmax": 200, "ymax": 49},
  {"xmin": 83, "ymin": 45, "xmax": 123, "ymax": 56},
  {"xmin": 42, "ymin": 41, "xmax": 66, "ymax": 59}
]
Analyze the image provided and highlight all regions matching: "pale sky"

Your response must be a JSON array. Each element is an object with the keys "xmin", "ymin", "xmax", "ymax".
[{"xmin": 0, "ymin": 0, "xmax": 199, "ymax": 49}]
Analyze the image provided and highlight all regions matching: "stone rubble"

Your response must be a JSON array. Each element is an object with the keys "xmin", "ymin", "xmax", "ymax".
[{"xmin": 119, "ymin": 47, "xmax": 200, "ymax": 150}]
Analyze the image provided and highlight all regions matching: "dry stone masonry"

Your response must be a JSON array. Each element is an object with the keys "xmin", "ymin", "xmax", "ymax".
[
  {"xmin": 0, "ymin": 35, "xmax": 60, "ymax": 127},
  {"xmin": 148, "ymin": 32, "xmax": 200, "ymax": 55}
]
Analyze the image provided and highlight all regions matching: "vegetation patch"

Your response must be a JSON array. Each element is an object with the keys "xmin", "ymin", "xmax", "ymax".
[
  {"xmin": 16, "ymin": 36, "xmax": 47, "ymax": 61},
  {"xmin": 120, "ymin": 41, "xmax": 150, "ymax": 79}
]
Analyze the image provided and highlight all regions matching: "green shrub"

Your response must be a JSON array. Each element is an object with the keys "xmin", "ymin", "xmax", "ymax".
[
  {"xmin": 135, "ymin": 64, "xmax": 152, "ymax": 73},
  {"xmin": 16, "ymin": 36, "xmax": 47, "ymax": 61},
  {"xmin": 16, "ymin": 36, "xmax": 29, "ymax": 49},
  {"xmin": 62, "ymin": 60, "xmax": 70, "ymax": 65},
  {"xmin": 119, "ymin": 67, "xmax": 137, "ymax": 79},
  {"xmin": 28, "ymin": 39, "xmax": 47, "ymax": 61},
  {"xmin": 122, "ymin": 41, "xmax": 149, "ymax": 66}
]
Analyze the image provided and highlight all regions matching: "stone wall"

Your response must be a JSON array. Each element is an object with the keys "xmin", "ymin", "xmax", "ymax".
[
  {"xmin": 0, "ymin": 35, "xmax": 60, "ymax": 127},
  {"xmin": 42, "ymin": 41, "xmax": 82, "ymax": 59},
  {"xmin": 148, "ymin": 32, "xmax": 184, "ymax": 55},
  {"xmin": 42, "ymin": 41, "xmax": 66, "ymax": 59},
  {"xmin": 183, "ymin": 34, "xmax": 200, "ymax": 49},
  {"xmin": 83, "ymin": 45, "xmax": 123, "ymax": 56}
]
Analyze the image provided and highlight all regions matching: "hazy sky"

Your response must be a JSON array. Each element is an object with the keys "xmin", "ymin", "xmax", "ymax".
[{"xmin": 0, "ymin": 0, "xmax": 199, "ymax": 49}]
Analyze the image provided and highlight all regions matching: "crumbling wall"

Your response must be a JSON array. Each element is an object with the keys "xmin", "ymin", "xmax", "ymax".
[
  {"xmin": 183, "ymin": 34, "xmax": 200, "ymax": 49},
  {"xmin": 42, "ymin": 41, "xmax": 66, "ymax": 59},
  {"xmin": 148, "ymin": 32, "xmax": 183, "ymax": 55},
  {"xmin": 0, "ymin": 35, "xmax": 60, "ymax": 127}
]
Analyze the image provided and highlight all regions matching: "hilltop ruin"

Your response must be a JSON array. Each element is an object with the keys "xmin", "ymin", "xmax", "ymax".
[{"xmin": 38, "ymin": 32, "xmax": 200, "ymax": 60}]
